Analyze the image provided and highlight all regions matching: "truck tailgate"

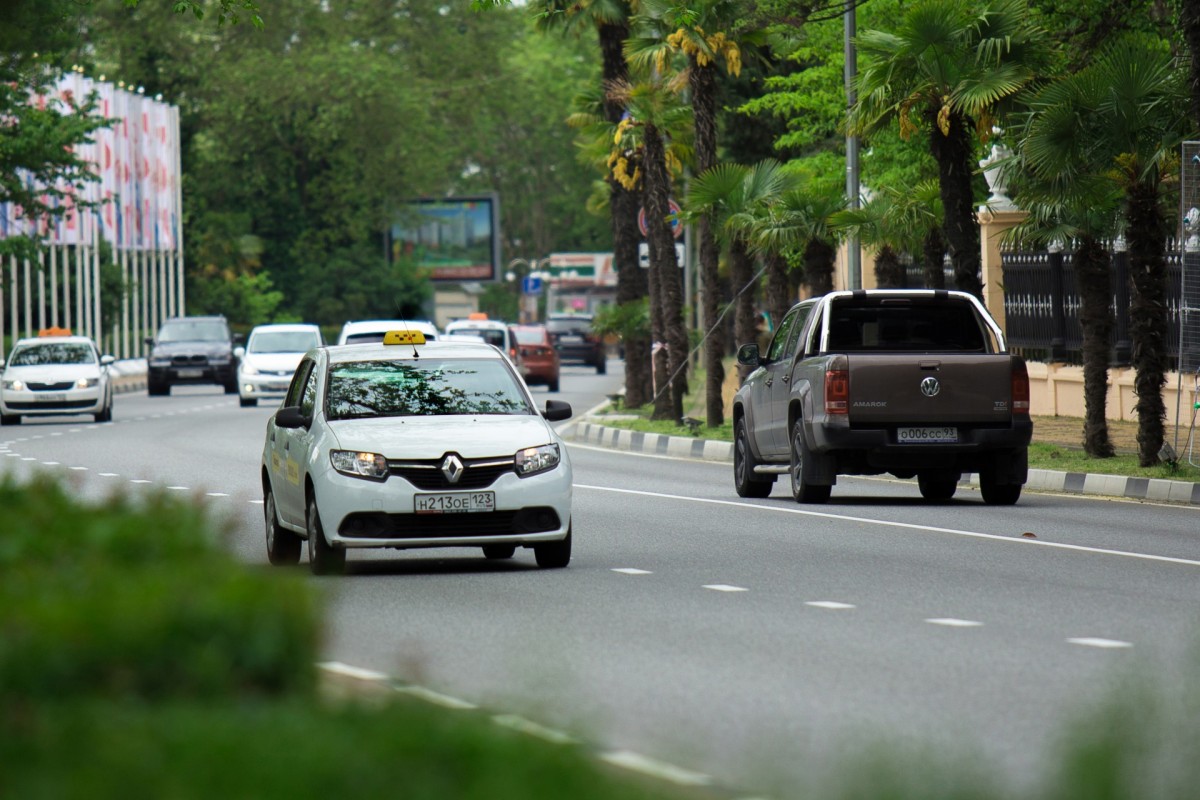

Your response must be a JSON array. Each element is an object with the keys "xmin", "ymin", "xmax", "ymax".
[{"xmin": 847, "ymin": 355, "xmax": 1013, "ymax": 425}]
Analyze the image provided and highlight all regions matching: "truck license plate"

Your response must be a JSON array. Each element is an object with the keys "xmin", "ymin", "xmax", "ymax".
[
  {"xmin": 414, "ymin": 491, "xmax": 495, "ymax": 514},
  {"xmin": 897, "ymin": 426, "xmax": 958, "ymax": 443}
]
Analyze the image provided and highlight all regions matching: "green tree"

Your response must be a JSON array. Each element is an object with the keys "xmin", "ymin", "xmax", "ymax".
[{"xmin": 851, "ymin": 0, "xmax": 1049, "ymax": 299}]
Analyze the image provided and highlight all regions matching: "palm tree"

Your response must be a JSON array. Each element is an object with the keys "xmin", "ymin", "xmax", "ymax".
[
  {"xmin": 536, "ymin": 0, "xmax": 652, "ymax": 406},
  {"xmin": 828, "ymin": 192, "xmax": 918, "ymax": 288},
  {"xmin": 850, "ymin": 0, "xmax": 1049, "ymax": 299},
  {"xmin": 683, "ymin": 159, "xmax": 795, "ymax": 408},
  {"xmin": 608, "ymin": 77, "xmax": 693, "ymax": 422},
  {"xmin": 1014, "ymin": 64, "xmax": 1126, "ymax": 458},
  {"xmin": 753, "ymin": 185, "xmax": 845, "ymax": 324},
  {"xmin": 627, "ymin": 0, "xmax": 761, "ymax": 427},
  {"xmin": 886, "ymin": 180, "xmax": 947, "ymax": 288}
]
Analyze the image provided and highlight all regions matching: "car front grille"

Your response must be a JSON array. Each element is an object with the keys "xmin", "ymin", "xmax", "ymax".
[
  {"xmin": 338, "ymin": 507, "xmax": 562, "ymax": 538},
  {"xmin": 28, "ymin": 381, "xmax": 76, "ymax": 391},
  {"xmin": 6, "ymin": 400, "xmax": 95, "ymax": 411},
  {"xmin": 172, "ymin": 355, "xmax": 209, "ymax": 366},
  {"xmin": 387, "ymin": 457, "xmax": 515, "ymax": 490}
]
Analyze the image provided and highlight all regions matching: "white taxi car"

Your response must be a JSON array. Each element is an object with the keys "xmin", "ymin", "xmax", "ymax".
[
  {"xmin": 234, "ymin": 323, "xmax": 323, "ymax": 407},
  {"xmin": 260, "ymin": 330, "xmax": 574, "ymax": 575},
  {"xmin": 1, "ymin": 334, "xmax": 115, "ymax": 425}
]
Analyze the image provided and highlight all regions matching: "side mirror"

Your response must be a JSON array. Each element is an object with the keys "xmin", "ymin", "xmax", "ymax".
[
  {"xmin": 0, "ymin": 358, "xmax": 5, "ymax": 369},
  {"xmin": 144, "ymin": 336, "xmax": 155, "ymax": 347},
  {"xmin": 100, "ymin": 355, "xmax": 116, "ymax": 366},
  {"xmin": 543, "ymin": 399, "xmax": 572, "ymax": 422},
  {"xmin": 736, "ymin": 343, "xmax": 761, "ymax": 367},
  {"xmin": 233, "ymin": 346, "xmax": 246, "ymax": 358},
  {"xmin": 274, "ymin": 406, "xmax": 309, "ymax": 429}
]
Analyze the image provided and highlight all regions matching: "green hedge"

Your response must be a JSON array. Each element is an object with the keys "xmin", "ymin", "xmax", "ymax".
[{"xmin": 0, "ymin": 475, "xmax": 318, "ymax": 701}]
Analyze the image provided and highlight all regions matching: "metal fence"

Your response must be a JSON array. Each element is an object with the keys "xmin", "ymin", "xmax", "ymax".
[{"xmin": 1001, "ymin": 246, "xmax": 1183, "ymax": 366}]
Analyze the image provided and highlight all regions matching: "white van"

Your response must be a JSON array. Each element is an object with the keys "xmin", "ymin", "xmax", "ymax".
[{"xmin": 337, "ymin": 319, "xmax": 440, "ymax": 346}]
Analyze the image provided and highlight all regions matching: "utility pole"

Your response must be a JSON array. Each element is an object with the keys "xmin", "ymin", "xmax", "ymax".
[{"xmin": 844, "ymin": 0, "xmax": 862, "ymax": 290}]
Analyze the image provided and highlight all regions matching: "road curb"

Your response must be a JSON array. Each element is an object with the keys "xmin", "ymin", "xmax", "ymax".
[
  {"xmin": 565, "ymin": 418, "xmax": 1200, "ymax": 507},
  {"xmin": 109, "ymin": 359, "xmax": 147, "ymax": 395}
]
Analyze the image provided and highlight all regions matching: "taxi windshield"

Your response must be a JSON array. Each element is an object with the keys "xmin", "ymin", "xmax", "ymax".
[
  {"xmin": 326, "ymin": 358, "xmax": 531, "ymax": 420},
  {"xmin": 10, "ymin": 343, "xmax": 95, "ymax": 366}
]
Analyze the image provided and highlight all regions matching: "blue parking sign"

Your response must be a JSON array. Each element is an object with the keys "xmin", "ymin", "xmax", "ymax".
[{"xmin": 521, "ymin": 276, "xmax": 543, "ymax": 295}]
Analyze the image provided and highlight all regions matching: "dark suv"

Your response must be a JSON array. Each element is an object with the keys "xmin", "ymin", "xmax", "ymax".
[
  {"xmin": 546, "ymin": 313, "xmax": 606, "ymax": 374},
  {"xmin": 146, "ymin": 315, "xmax": 238, "ymax": 396}
]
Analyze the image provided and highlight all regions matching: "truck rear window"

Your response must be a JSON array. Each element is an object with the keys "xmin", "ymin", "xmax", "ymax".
[{"xmin": 826, "ymin": 301, "xmax": 987, "ymax": 352}]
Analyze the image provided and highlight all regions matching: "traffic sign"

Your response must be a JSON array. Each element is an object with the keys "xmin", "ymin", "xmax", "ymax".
[
  {"xmin": 638, "ymin": 199, "xmax": 683, "ymax": 239},
  {"xmin": 637, "ymin": 242, "xmax": 684, "ymax": 268},
  {"xmin": 521, "ymin": 275, "xmax": 543, "ymax": 295}
]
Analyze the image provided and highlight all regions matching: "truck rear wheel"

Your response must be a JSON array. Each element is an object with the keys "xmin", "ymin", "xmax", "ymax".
[
  {"xmin": 918, "ymin": 472, "xmax": 958, "ymax": 502},
  {"xmin": 790, "ymin": 421, "xmax": 831, "ymax": 504},
  {"xmin": 734, "ymin": 418, "xmax": 774, "ymax": 498},
  {"xmin": 980, "ymin": 475, "xmax": 1022, "ymax": 505}
]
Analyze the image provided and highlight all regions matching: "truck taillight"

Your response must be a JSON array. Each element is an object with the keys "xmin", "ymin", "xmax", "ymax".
[
  {"xmin": 1012, "ymin": 359, "xmax": 1030, "ymax": 414},
  {"xmin": 825, "ymin": 369, "xmax": 849, "ymax": 415}
]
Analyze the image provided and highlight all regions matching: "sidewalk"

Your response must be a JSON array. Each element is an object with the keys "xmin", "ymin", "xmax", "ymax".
[{"xmin": 564, "ymin": 415, "xmax": 1200, "ymax": 508}]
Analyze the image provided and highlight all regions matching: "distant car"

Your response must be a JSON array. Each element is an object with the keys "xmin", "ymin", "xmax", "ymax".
[
  {"xmin": 259, "ymin": 329, "xmax": 574, "ymax": 575},
  {"xmin": 337, "ymin": 319, "xmax": 439, "ymax": 346},
  {"xmin": 234, "ymin": 323, "xmax": 324, "ymax": 408},
  {"xmin": 512, "ymin": 324, "xmax": 560, "ymax": 392},
  {"xmin": 443, "ymin": 316, "xmax": 524, "ymax": 376},
  {"xmin": 1, "ymin": 334, "xmax": 115, "ymax": 425},
  {"xmin": 146, "ymin": 315, "xmax": 238, "ymax": 396},
  {"xmin": 546, "ymin": 313, "xmax": 606, "ymax": 374}
]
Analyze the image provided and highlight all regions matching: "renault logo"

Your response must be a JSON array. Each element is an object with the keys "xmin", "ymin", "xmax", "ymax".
[
  {"xmin": 441, "ymin": 454, "xmax": 464, "ymax": 484},
  {"xmin": 920, "ymin": 377, "xmax": 941, "ymax": 398}
]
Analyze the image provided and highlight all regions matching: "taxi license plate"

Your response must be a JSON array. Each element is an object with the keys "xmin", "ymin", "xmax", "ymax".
[
  {"xmin": 37, "ymin": 393, "xmax": 66, "ymax": 402},
  {"xmin": 897, "ymin": 426, "xmax": 958, "ymax": 443},
  {"xmin": 415, "ymin": 491, "xmax": 495, "ymax": 514},
  {"xmin": 177, "ymin": 368, "xmax": 204, "ymax": 378}
]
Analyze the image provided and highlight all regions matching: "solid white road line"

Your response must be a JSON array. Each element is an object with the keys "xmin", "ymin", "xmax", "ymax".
[
  {"xmin": 599, "ymin": 750, "xmax": 713, "ymax": 787},
  {"xmin": 576, "ymin": 484, "xmax": 1200, "ymax": 569},
  {"xmin": 704, "ymin": 584, "xmax": 748, "ymax": 592},
  {"xmin": 926, "ymin": 618, "xmax": 984, "ymax": 627},
  {"xmin": 492, "ymin": 714, "xmax": 576, "ymax": 744},
  {"xmin": 612, "ymin": 568, "xmax": 653, "ymax": 575},
  {"xmin": 317, "ymin": 661, "xmax": 389, "ymax": 682},
  {"xmin": 1068, "ymin": 637, "xmax": 1133, "ymax": 649},
  {"xmin": 807, "ymin": 601, "xmax": 856, "ymax": 609},
  {"xmin": 395, "ymin": 685, "xmax": 477, "ymax": 710}
]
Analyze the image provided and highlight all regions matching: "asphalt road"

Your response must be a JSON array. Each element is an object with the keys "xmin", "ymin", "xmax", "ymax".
[{"xmin": 4, "ymin": 361, "xmax": 1199, "ymax": 797}]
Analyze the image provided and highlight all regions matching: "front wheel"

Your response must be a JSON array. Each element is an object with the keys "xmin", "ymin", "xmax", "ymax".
[
  {"xmin": 306, "ymin": 495, "xmax": 346, "ymax": 575},
  {"xmin": 147, "ymin": 380, "xmax": 169, "ymax": 397},
  {"xmin": 534, "ymin": 526, "xmax": 571, "ymax": 569},
  {"xmin": 595, "ymin": 358, "xmax": 606, "ymax": 375},
  {"xmin": 265, "ymin": 486, "xmax": 301, "ymax": 565},
  {"xmin": 240, "ymin": 397, "xmax": 258, "ymax": 407},
  {"xmin": 482, "ymin": 544, "xmax": 516, "ymax": 560},
  {"xmin": 224, "ymin": 380, "xmax": 238, "ymax": 395},
  {"xmin": 0, "ymin": 413, "xmax": 20, "ymax": 426},
  {"xmin": 734, "ymin": 418, "xmax": 773, "ymax": 498},
  {"xmin": 790, "ymin": 421, "xmax": 831, "ymax": 504}
]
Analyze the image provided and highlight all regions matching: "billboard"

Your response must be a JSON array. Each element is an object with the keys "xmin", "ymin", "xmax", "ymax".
[{"xmin": 389, "ymin": 195, "xmax": 499, "ymax": 283}]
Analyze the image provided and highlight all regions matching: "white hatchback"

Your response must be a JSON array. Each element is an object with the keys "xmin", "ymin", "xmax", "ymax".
[
  {"xmin": 260, "ymin": 330, "xmax": 574, "ymax": 575},
  {"xmin": 1, "ymin": 335, "xmax": 115, "ymax": 425},
  {"xmin": 234, "ymin": 323, "xmax": 324, "ymax": 407}
]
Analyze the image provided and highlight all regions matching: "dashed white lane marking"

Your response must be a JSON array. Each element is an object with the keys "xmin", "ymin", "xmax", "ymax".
[
  {"xmin": 926, "ymin": 618, "xmax": 983, "ymax": 627},
  {"xmin": 50, "ymin": 432, "xmax": 62, "ymax": 437},
  {"xmin": 69, "ymin": 428, "xmax": 81, "ymax": 432},
  {"xmin": 70, "ymin": 466, "xmax": 88, "ymax": 471},
  {"xmin": 395, "ymin": 685, "xmax": 477, "ymax": 710},
  {"xmin": 599, "ymin": 750, "xmax": 713, "ymax": 787},
  {"xmin": 1068, "ymin": 637, "xmax": 1133, "ymax": 649},
  {"xmin": 807, "ymin": 601, "xmax": 856, "ymax": 610},
  {"xmin": 577, "ymin": 485, "xmax": 1200, "ymax": 569},
  {"xmin": 98, "ymin": 472, "xmax": 119, "ymax": 477},
  {"xmin": 167, "ymin": 486, "xmax": 189, "ymax": 491},
  {"xmin": 317, "ymin": 661, "xmax": 389, "ymax": 682},
  {"xmin": 21, "ymin": 457, "xmax": 36, "ymax": 461},
  {"xmin": 129, "ymin": 479, "xmax": 151, "ymax": 484},
  {"xmin": 492, "ymin": 714, "xmax": 576, "ymax": 744},
  {"xmin": 5, "ymin": 453, "xmax": 19, "ymax": 458},
  {"xmin": 612, "ymin": 568, "xmax": 653, "ymax": 575},
  {"xmin": 703, "ymin": 584, "xmax": 748, "ymax": 593},
  {"xmin": 41, "ymin": 461, "xmax": 60, "ymax": 466},
  {"xmin": 249, "ymin": 499, "xmax": 264, "ymax": 505},
  {"xmin": 206, "ymin": 492, "xmax": 230, "ymax": 497}
]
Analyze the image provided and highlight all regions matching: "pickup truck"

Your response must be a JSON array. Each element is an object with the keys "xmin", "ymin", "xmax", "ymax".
[{"xmin": 732, "ymin": 290, "xmax": 1032, "ymax": 505}]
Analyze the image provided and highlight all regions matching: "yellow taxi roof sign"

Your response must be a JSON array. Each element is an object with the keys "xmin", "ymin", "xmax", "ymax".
[
  {"xmin": 467, "ymin": 312, "xmax": 489, "ymax": 320},
  {"xmin": 383, "ymin": 330, "xmax": 426, "ymax": 346}
]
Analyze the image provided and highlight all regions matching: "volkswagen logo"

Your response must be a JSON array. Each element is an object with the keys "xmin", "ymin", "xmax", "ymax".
[
  {"xmin": 441, "ymin": 454, "xmax": 464, "ymax": 484},
  {"xmin": 920, "ymin": 377, "xmax": 941, "ymax": 398}
]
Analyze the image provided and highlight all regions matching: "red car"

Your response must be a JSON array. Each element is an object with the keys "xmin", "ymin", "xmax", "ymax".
[{"xmin": 512, "ymin": 324, "xmax": 561, "ymax": 392}]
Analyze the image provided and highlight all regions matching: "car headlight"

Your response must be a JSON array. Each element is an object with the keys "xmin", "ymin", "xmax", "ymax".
[
  {"xmin": 330, "ymin": 450, "xmax": 389, "ymax": 480},
  {"xmin": 2, "ymin": 379, "xmax": 25, "ymax": 391},
  {"xmin": 76, "ymin": 377, "xmax": 99, "ymax": 389},
  {"xmin": 241, "ymin": 363, "xmax": 259, "ymax": 376},
  {"xmin": 514, "ymin": 443, "xmax": 560, "ymax": 477}
]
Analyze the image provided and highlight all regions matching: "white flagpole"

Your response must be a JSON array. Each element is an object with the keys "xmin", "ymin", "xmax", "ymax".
[
  {"xmin": 36, "ymin": 250, "xmax": 46, "ymax": 332},
  {"xmin": 10, "ymin": 256, "xmax": 18, "ymax": 346},
  {"xmin": 63, "ymin": 243, "xmax": 72, "ymax": 331},
  {"xmin": 76, "ymin": 241, "xmax": 84, "ymax": 336},
  {"xmin": 23, "ymin": 256, "xmax": 33, "ymax": 338},
  {"xmin": 121, "ymin": 243, "xmax": 130, "ymax": 359},
  {"xmin": 139, "ymin": 247, "xmax": 148, "ymax": 353},
  {"xmin": 150, "ymin": 247, "xmax": 159, "ymax": 333},
  {"xmin": 0, "ymin": 259, "xmax": 4, "ymax": 361},
  {"xmin": 93, "ymin": 224, "xmax": 102, "ymax": 352},
  {"xmin": 172, "ymin": 105, "xmax": 184, "ymax": 315}
]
